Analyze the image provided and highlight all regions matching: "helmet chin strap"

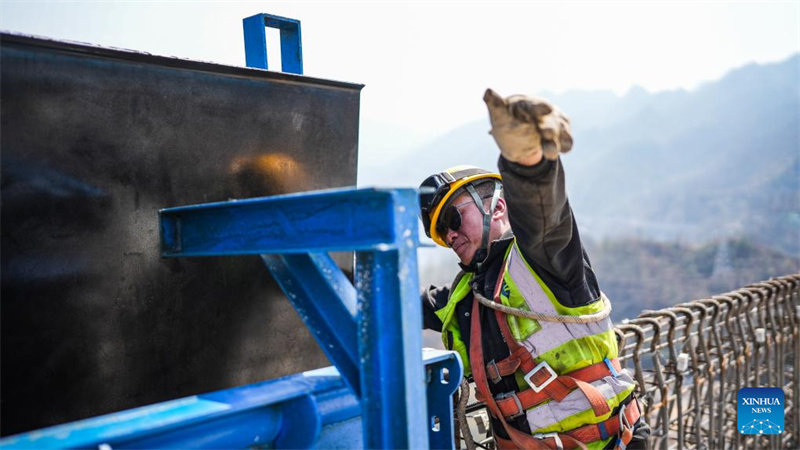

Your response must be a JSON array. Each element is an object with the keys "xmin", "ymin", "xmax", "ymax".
[{"xmin": 464, "ymin": 181, "xmax": 502, "ymax": 271}]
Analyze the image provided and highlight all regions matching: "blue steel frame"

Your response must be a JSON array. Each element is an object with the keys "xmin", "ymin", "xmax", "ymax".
[
  {"xmin": 243, "ymin": 13, "xmax": 303, "ymax": 74},
  {"xmin": 160, "ymin": 187, "xmax": 434, "ymax": 448},
  {"xmin": 0, "ymin": 349, "xmax": 460, "ymax": 449},
  {"xmin": 0, "ymin": 187, "xmax": 463, "ymax": 449}
]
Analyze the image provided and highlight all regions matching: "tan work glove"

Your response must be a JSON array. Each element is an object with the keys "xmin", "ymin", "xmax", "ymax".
[{"xmin": 483, "ymin": 88, "xmax": 573, "ymax": 164}]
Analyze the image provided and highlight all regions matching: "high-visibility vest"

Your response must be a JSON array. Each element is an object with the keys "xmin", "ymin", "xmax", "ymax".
[{"xmin": 435, "ymin": 240, "xmax": 637, "ymax": 449}]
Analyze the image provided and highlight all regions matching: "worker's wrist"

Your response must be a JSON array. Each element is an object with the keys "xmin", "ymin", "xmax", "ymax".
[
  {"xmin": 514, "ymin": 151, "xmax": 543, "ymax": 167},
  {"xmin": 499, "ymin": 155, "xmax": 554, "ymax": 180}
]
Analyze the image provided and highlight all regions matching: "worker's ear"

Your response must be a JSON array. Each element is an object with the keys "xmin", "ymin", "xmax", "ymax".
[{"xmin": 492, "ymin": 197, "xmax": 506, "ymax": 220}]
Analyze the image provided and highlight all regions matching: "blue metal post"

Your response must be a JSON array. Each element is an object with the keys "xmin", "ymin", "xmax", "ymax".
[
  {"xmin": 243, "ymin": 13, "xmax": 303, "ymax": 74},
  {"xmin": 356, "ymin": 190, "xmax": 428, "ymax": 449}
]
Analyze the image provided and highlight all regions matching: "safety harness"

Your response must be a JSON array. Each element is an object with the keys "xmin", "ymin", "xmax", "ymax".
[{"xmin": 469, "ymin": 271, "xmax": 640, "ymax": 450}]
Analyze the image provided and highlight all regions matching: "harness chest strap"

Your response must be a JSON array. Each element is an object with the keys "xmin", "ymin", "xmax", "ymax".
[
  {"xmin": 481, "ymin": 276, "xmax": 611, "ymax": 418},
  {"xmin": 491, "ymin": 400, "xmax": 641, "ymax": 450},
  {"xmin": 487, "ymin": 348, "xmax": 622, "ymax": 382},
  {"xmin": 469, "ymin": 296, "xmax": 585, "ymax": 450},
  {"xmin": 469, "ymin": 297, "xmax": 640, "ymax": 450},
  {"xmin": 489, "ymin": 358, "xmax": 624, "ymax": 420}
]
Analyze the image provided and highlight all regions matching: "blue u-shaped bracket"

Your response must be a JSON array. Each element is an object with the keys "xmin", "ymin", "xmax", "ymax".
[{"xmin": 243, "ymin": 13, "xmax": 303, "ymax": 74}]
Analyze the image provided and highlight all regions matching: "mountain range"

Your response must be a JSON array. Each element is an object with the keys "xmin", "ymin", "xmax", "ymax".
[
  {"xmin": 361, "ymin": 53, "xmax": 800, "ymax": 259},
  {"xmin": 359, "ymin": 54, "xmax": 799, "ymax": 321}
]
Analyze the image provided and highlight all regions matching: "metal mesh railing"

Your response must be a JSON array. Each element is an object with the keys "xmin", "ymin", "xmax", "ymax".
[{"xmin": 616, "ymin": 274, "xmax": 800, "ymax": 449}]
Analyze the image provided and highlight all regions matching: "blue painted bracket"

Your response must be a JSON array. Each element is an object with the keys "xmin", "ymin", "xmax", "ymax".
[
  {"xmin": 425, "ymin": 349, "xmax": 465, "ymax": 450},
  {"xmin": 0, "ymin": 349, "xmax": 462, "ymax": 450},
  {"xmin": 160, "ymin": 188, "xmax": 407, "ymax": 256},
  {"xmin": 261, "ymin": 252, "xmax": 360, "ymax": 396},
  {"xmin": 243, "ymin": 13, "xmax": 303, "ymax": 74},
  {"xmin": 157, "ymin": 187, "xmax": 458, "ymax": 449}
]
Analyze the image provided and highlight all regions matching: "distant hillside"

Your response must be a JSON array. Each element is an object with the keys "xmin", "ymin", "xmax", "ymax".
[
  {"xmin": 361, "ymin": 54, "xmax": 800, "ymax": 258},
  {"xmin": 585, "ymin": 237, "xmax": 800, "ymax": 322},
  {"xmin": 417, "ymin": 236, "xmax": 799, "ymax": 326}
]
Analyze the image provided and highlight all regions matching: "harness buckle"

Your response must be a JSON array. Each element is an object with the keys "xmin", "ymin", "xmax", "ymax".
[
  {"xmin": 487, "ymin": 359, "xmax": 503, "ymax": 384},
  {"xmin": 618, "ymin": 403, "xmax": 632, "ymax": 430},
  {"xmin": 495, "ymin": 391, "xmax": 525, "ymax": 419},
  {"xmin": 615, "ymin": 403, "xmax": 634, "ymax": 450},
  {"xmin": 533, "ymin": 432, "xmax": 564, "ymax": 450},
  {"xmin": 524, "ymin": 361, "xmax": 557, "ymax": 393}
]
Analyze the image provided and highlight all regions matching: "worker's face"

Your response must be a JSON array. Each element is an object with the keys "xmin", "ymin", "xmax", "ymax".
[{"xmin": 442, "ymin": 192, "xmax": 500, "ymax": 265}]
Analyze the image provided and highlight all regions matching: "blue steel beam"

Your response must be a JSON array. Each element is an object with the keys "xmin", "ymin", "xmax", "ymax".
[
  {"xmin": 159, "ymin": 188, "xmax": 401, "ymax": 257},
  {"xmin": 243, "ymin": 13, "xmax": 303, "ymax": 74},
  {"xmin": 0, "ymin": 350, "xmax": 460, "ymax": 450},
  {"xmin": 0, "ymin": 367, "xmax": 358, "ymax": 450},
  {"xmin": 261, "ymin": 252, "xmax": 360, "ymax": 396}
]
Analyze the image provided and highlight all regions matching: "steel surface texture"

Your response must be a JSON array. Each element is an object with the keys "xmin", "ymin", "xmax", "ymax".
[{"xmin": 0, "ymin": 32, "xmax": 362, "ymax": 435}]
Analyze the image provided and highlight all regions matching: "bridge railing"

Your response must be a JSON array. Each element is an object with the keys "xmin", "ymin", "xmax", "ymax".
[{"xmin": 616, "ymin": 274, "xmax": 799, "ymax": 450}]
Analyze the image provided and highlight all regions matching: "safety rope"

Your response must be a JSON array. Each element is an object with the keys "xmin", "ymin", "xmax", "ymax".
[
  {"xmin": 473, "ymin": 291, "xmax": 612, "ymax": 323},
  {"xmin": 456, "ymin": 377, "xmax": 477, "ymax": 450}
]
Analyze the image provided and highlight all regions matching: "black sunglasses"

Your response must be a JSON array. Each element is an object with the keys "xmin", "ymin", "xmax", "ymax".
[{"xmin": 435, "ymin": 200, "xmax": 475, "ymax": 242}]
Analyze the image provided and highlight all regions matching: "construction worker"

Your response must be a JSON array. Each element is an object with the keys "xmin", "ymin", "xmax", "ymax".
[{"xmin": 419, "ymin": 89, "xmax": 650, "ymax": 449}]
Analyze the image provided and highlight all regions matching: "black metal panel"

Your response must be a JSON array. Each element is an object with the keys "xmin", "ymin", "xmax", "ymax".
[{"xmin": 0, "ymin": 33, "xmax": 362, "ymax": 435}]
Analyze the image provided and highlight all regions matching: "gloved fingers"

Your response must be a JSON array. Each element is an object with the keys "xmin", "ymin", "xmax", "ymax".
[
  {"xmin": 559, "ymin": 119, "xmax": 573, "ymax": 153},
  {"xmin": 542, "ymin": 140, "xmax": 560, "ymax": 160},
  {"xmin": 483, "ymin": 88, "xmax": 505, "ymax": 109},
  {"xmin": 540, "ymin": 110, "xmax": 572, "ymax": 159},
  {"xmin": 540, "ymin": 109, "xmax": 573, "ymax": 153},
  {"xmin": 509, "ymin": 97, "xmax": 552, "ymax": 123},
  {"xmin": 484, "ymin": 88, "xmax": 574, "ymax": 164},
  {"xmin": 537, "ymin": 112, "xmax": 559, "ymax": 139}
]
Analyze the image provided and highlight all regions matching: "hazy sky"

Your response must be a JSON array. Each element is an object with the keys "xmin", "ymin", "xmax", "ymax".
[{"xmin": 2, "ymin": 1, "xmax": 799, "ymax": 152}]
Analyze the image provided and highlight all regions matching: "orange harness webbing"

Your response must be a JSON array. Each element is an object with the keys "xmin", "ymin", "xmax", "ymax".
[{"xmin": 468, "ymin": 273, "xmax": 638, "ymax": 450}]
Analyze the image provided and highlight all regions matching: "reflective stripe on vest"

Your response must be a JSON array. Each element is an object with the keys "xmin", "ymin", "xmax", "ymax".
[
  {"xmin": 526, "ymin": 371, "xmax": 636, "ymax": 432},
  {"xmin": 503, "ymin": 242, "xmax": 615, "ymax": 370},
  {"xmin": 500, "ymin": 241, "xmax": 636, "ymax": 442}
]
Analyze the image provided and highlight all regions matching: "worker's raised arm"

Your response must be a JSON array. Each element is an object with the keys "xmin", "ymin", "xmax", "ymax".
[{"xmin": 483, "ymin": 89, "xmax": 599, "ymax": 307}]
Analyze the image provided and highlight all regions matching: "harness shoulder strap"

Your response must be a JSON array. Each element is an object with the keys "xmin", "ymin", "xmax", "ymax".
[
  {"xmin": 470, "ymin": 296, "xmax": 549, "ymax": 449},
  {"xmin": 486, "ymin": 265, "xmax": 611, "ymax": 417}
]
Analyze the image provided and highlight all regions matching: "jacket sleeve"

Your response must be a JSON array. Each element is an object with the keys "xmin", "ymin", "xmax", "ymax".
[
  {"xmin": 422, "ymin": 284, "xmax": 450, "ymax": 332},
  {"xmin": 497, "ymin": 155, "xmax": 600, "ymax": 307}
]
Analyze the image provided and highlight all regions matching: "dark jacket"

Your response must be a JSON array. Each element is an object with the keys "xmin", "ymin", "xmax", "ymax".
[{"xmin": 422, "ymin": 156, "xmax": 648, "ymax": 445}]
